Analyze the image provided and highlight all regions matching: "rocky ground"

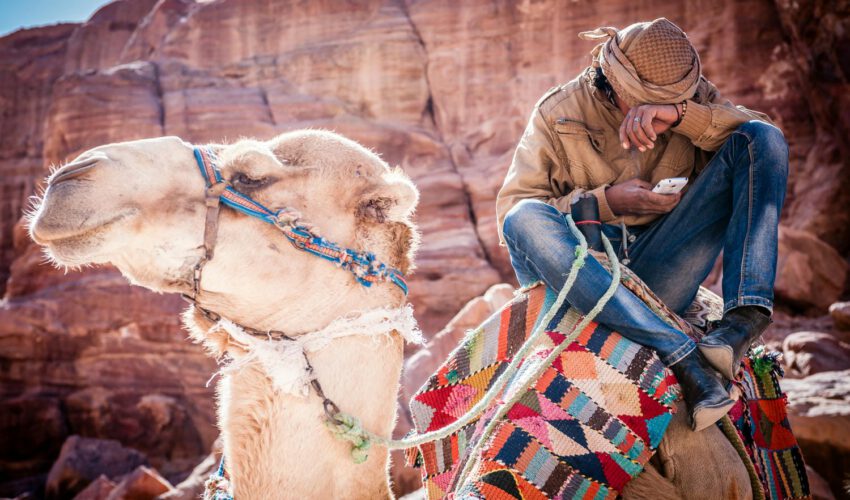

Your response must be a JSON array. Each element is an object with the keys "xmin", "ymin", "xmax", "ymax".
[{"xmin": 1, "ymin": 0, "xmax": 848, "ymax": 499}]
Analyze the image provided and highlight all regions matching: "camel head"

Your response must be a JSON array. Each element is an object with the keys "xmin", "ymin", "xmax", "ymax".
[{"xmin": 29, "ymin": 131, "xmax": 420, "ymax": 343}]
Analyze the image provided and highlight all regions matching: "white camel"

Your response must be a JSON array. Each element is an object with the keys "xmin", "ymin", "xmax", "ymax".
[
  {"xmin": 30, "ymin": 131, "xmax": 422, "ymax": 498},
  {"xmin": 29, "ymin": 131, "xmax": 754, "ymax": 499}
]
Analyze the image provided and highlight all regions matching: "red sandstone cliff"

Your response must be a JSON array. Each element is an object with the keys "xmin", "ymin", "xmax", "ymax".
[{"xmin": 1, "ymin": 0, "xmax": 848, "ymax": 497}]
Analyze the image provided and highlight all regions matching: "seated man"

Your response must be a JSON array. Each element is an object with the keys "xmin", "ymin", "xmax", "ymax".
[{"xmin": 497, "ymin": 18, "xmax": 788, "ymax": 431}]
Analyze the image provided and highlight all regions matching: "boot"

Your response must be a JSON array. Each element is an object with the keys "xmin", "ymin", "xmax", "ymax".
[
  {"xmin": 698, "ymin": 306, "xmax": 771, "ymax": 381},
  {"xmin": 670, "ymin": 349, "xmax": 735, "ymax": 431}
]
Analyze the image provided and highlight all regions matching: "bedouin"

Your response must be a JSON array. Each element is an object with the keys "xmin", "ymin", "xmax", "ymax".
[{"xmin": 497, "ymin": 18, "xmax": 787, "ymax": 431}]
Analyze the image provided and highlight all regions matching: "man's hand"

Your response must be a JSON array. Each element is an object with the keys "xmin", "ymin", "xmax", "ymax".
[
  {"xmin": 605, "ymin": 179, "xmax": 681, "ymax": 216},
  {"xmin": 619, "ymin": 104, "xmax": 682, "ymax": 152}
]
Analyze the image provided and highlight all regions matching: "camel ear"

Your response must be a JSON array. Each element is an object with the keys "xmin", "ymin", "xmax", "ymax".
[{"xmin": 357, "ymin": 168, "xmax": 419, "ymax": 223}]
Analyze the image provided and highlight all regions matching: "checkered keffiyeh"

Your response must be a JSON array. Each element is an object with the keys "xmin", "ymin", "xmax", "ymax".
[{"xmin": 580, "ymin": 18, "xmax": 701, "ymax": 107}]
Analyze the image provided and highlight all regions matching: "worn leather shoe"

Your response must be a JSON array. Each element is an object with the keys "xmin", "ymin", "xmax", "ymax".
[
  {"xmin": 698, "ymin": 306, "xmax": 771, "ymax": 381},
  {"xmin": 670, "ymin": 349, "xmax": 735, "ymax": 432}
]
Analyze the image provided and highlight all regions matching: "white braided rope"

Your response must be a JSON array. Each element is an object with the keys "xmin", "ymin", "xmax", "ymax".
[{"xmin": 210, "ymin": 304, "xmax": 422, "ymax": 395}]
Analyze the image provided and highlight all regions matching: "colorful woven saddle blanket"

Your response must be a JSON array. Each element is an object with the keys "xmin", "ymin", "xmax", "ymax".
[{"xmin": 406, "ymin": 279, "xmax": 810, "ymax": 499}]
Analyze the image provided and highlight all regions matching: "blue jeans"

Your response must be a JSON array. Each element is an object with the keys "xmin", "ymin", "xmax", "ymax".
[{"xmin": 502, "ymin": 121, "xmax": 788, "ymax": 366}]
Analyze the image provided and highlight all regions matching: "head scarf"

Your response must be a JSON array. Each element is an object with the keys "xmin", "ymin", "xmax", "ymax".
[{"xmin": 579, "ymin": 18, "xmax": 701, "ymax": 107}]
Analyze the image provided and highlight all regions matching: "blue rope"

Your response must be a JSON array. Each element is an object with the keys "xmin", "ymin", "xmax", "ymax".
[{"xmin": 193, "ymin": 147, "xmax": 408, "ymax": 295}]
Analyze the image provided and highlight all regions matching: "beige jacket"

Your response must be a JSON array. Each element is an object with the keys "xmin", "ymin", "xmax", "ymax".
[{"xmin": 496, "ymin": 68, "xmax": 772, "ymax": 244}]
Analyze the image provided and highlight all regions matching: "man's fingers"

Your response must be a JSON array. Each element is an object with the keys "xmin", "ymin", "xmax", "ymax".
[
  {"xmin": 631, "ymin": 117, "xmax": 652, "ymax": 150},
  {"xmin": 649, "ymin": 192, "xmax": 681, "ymax": 212},
  {"xmin": 631, "ymin": 108, "xmax": 655, "ymax": 150},
  {"xmin": 632, "ymin": 179, "xmax": 653, "ymax": 190},
  {"xmin": 640, "ymin": 109, "xmax": 657, "ymax": 141},
  {"xmin": 627, "ymin": 120, "xmax": 645, "ymax": 152}
]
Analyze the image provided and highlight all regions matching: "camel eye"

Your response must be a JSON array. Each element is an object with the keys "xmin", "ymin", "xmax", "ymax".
[{"xmin": 232, "ymin": 172, "xmax": 266, "ymax": 189}]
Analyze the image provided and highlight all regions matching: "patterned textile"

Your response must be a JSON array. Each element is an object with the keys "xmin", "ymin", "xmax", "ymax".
[
  {"xmin": 407, "ymin": 279, "xmax": 810, "ymax": 499},
  {"xmin": 408, "ymin": 284, "xmax": 680, "ymax": 499},
  {"xmin": 729, "ymin": 350, "xmax": 810, "ymax": 499}
]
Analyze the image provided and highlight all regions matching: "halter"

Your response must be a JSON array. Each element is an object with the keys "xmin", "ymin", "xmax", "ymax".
[{"xmin": 184, "ymin": 146, "xmax": 408, "ymax": 305}]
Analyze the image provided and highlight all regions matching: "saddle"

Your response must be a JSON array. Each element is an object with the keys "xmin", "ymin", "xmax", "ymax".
[{"xmin": 406, "ymin": 257, "xmax": 810, "ymax": 499}]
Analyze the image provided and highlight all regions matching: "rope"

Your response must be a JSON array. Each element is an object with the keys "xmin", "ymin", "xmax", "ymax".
[
  {"xmin": 324, "ymin": 413, "xmax": 373, "ymax": 464},
  {"xmin": 719, "ymin": 414, "xmax": 766, "ymax": 500},
  {"xmin": 323, "ymin": 213, "xmax": 620, "ymax": 469}
]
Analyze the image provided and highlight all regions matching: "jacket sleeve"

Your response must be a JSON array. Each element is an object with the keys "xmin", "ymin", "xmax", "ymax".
[
  {"xmin": 495, "ymin": 106, "xmax": 617, "ymax": 245},
  {"xmin": 672, "ymin": 77, "xmax": 775, "ymax": 151}
]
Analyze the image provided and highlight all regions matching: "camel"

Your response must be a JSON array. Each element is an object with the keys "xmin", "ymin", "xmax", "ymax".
[
  {"xmin": 29, "ymin": 130, "xmax": 754, "ymax": 499},
  {"xmin": 30, "ymin": 131, "xmax": 421, "ymax": 498}
]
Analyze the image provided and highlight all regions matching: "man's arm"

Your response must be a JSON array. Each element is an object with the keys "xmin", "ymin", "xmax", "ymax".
[
  {"xmin": 672, "ymin": 77, "xmax": 774, "ymax": 151},
  {"xmin": 495, "ymin": 107, "xmax": 615, "ymax": 244}
]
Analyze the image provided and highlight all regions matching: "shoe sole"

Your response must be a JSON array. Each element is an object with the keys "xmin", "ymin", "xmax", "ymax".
[
  {"xmin": 692, "ymin": 398, "xmax": 736, "ymax": 432},
  {"xmin": 698, "ymin": 343, "xmax": 737, "ymax": 381}
]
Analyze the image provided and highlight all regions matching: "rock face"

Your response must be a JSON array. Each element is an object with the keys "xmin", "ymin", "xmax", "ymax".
[
  {"xmin": 105, "ymin": 465, "xmax": 175, "ymax": 499},
  {"xmin": 783, "ymin": 331, "xmax": 850, "ymax": 376},
  {"xmin": 1, "ymin": 0, "xmax": 849, "ymax": 497},
  {"xmin": 775, "ymin": 226, "xmax": 849, "ymax": 312},
  {"xmin": 829, "ymin": 301, "xmax": 850, "ymax": 331}
]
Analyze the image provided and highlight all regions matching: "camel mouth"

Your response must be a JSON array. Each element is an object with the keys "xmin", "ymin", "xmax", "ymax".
[
  {"xmin": 31, "ymin": 210, "xmax": 131, "ymax": 243},
  {"xmin": 30, "ymin": 209, "xmax": 136, "ymax": 267}
]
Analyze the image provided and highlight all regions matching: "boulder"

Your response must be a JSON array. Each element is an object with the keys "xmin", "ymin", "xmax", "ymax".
[
  {"xmin": 782, "ymin": 331, "xmax": 850, "ymax": 376},
  {"xmin": 782, "ymin": 370, "xmax": 850, "ymax": 498},
  {"xmin": 829, "ymin": 301, "xmax": 850, "ymax": 331},
  {"xmin": 73, "ymin": 475, "xmax": 117, "ymax": 500},
  {"xmin": 45, "ymin": 436, "xmax": 148, "ymax": 499},
  {"xmin": 774, "ymin": 226, "xmax": 848, "ymax": 312},
  {"xmin": 106, "ymin": 466, "xmax": 174, "ymax": 500},
  {"xmin": 156, "ymin": 452, "xmax": 217, "ymax": 500}
]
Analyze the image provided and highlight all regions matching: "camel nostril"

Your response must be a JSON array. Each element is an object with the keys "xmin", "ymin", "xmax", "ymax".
[{"xmin": 48, "ymin": 155, "xmax": 105, "ymax": 186}]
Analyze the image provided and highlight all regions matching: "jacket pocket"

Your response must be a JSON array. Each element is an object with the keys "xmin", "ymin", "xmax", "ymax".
[{"xmin": 553, "ymin": 118, "xmax": 615, "ymax": 188}]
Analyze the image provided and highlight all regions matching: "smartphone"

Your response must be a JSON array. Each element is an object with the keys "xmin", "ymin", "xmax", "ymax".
[{"xmin": 652, "ymin": 177, "xmax": 688, "ymax": 194}]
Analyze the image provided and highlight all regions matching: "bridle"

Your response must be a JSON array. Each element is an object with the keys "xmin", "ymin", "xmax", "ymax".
[
  {"xmin": 182, "ymin": 145, "xmax": 410, "ymax": 423},
  {"xmin": 184, "ymin": 146, "xmax": 408, "ymax": 308}
]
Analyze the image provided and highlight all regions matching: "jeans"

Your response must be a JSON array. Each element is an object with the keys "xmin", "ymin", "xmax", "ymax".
[{"xmin": 502, "ymin": 121, "xmax": 789, "ymax": 366}]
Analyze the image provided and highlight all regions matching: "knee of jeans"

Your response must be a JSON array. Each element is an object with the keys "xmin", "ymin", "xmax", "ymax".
[
  {"xmin": 503, "ymin": 199, "xmax": 558, "ymax": 242},
  {"xmin": 737, "ymin": 120, "xmax": 789, "ymax": 178}
]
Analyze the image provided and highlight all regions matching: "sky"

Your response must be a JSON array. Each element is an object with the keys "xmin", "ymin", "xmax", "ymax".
[{"xmin": 0, "ymin": 0, "xmax": 112, "ymax": 37}]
